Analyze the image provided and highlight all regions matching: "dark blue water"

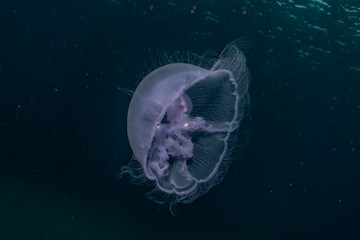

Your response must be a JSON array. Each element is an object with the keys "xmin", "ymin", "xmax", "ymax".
[{"xmin": 1, "ymin": 0, "xmax": 359, "ymax": 239}]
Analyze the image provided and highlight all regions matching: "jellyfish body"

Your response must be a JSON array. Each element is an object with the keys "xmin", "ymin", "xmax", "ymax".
[{"xmin": 122, "ymin": 41, "xmax": 250, "ymax": 205}]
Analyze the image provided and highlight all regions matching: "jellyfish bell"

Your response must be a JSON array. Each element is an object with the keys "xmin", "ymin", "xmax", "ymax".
[{"xmin": 121, "ymin": 40, "xmax": 250, "ymax": 206}]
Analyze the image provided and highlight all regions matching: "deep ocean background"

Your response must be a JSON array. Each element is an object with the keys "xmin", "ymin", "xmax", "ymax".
[{"xmin": 1, "ymin": 0, "xmax": 359, "ymax": 239}]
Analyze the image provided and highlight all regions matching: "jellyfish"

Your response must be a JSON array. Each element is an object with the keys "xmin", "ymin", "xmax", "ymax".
[{"xmin": 121, "ymin": 40, "xmax": 250, "ymax": 206}]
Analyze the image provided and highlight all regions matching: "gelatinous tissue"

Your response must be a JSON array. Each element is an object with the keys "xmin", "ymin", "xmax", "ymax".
[{"xmin": 121, "ymin": 40, "xmax": 251, "ymax": 208}]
